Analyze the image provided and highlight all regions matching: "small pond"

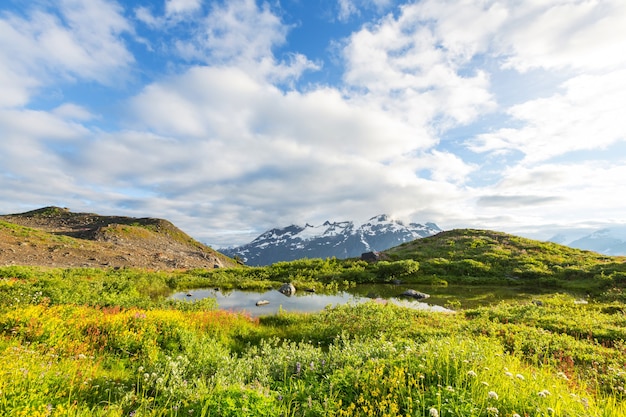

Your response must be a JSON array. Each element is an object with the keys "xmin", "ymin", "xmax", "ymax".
[{"xmin": 170, "ymin": 284, "xmax": 558, "ymax": 317}]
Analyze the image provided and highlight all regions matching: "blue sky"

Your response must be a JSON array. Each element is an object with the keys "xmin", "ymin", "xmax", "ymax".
[{"xmin": 1, "ymin": 0, "xmax": 625, "ymax": 247}]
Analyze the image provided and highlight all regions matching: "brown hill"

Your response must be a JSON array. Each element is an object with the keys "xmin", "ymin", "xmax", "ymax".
[{"xmin": 0, "ymin": 206, "xmax": 236, "ymax": 270}]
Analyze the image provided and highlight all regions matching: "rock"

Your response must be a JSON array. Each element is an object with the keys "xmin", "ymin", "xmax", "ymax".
[
  {"xmin": 400, "ymin": 289, "xmax": 430, "ymax": 299},
  {"xmin": 304, "ymin": 288, "xmax": 316, "ymax": 293},
  {"xmin": 186, "ymin": 292, "xmax": 193, "ymax": 297},
  {"xmin": 361, "ymin": 251, "xmax": 381, "ymax": 262},
  {"xmin": 278, "ymin": 282, "xmax": 296, "ymax": 296},
  {"xmin": 256, "ymin": 300, "xmax": 270, "ymax": 306}
]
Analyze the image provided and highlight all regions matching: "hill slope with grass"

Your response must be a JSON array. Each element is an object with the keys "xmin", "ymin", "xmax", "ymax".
[
  {"xmin": 382, "ymin": 228, "xmax": 626, "ymax": 289},
  {"xmin": 0, "ymin": 206, "xmax": 236, "ymax": 269}
]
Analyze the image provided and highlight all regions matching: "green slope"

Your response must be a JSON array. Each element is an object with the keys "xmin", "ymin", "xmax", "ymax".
[{"xmin": 383, "ymin": 229, "xmax": 626, "ymax": 289}]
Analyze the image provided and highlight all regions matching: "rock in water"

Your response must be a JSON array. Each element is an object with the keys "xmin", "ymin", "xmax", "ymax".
[
  {"xmin": 401, "ymin": 289, "xmax": 430, "ymax": 299},
  {"xmin": 278, "ymin": 283, "xmax": 296, "ymax": 296},
  {"xmin": 256, "ymin": 300, "xmax": 270, "ymax": 306}
]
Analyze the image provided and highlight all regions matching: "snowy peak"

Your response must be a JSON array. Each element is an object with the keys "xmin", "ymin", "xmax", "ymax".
[
  {"xmin": 548, "ymin": 226, "xmax": 626, "ymax": 256},
  {"xmin": 221, "ymin": 215, "xmax": 442, "ymax": 266}
]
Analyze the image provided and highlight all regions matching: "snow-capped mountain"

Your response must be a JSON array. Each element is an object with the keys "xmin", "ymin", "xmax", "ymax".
[
  {"xmin": 221, "ymin": 214, "xmax": 442, "ymax": 266},
  {"xmin": 549, "ymin": 226, "xmax": 626, "ymax": 256}
]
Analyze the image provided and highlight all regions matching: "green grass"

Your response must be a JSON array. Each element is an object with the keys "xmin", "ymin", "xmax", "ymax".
[{"xmin": 1, "ymin": 264, "xmax": 626, "ymax": 416}]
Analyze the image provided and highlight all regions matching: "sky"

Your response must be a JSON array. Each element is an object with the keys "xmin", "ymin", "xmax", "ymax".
[{"xmin": 1, "ymin": 0, "xmax": 625, "ymax": 248}]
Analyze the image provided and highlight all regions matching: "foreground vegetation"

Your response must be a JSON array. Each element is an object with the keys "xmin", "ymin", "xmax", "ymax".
[{"xmin": 1, "ymin": 261, "xmax": 626, "ymax": 416}]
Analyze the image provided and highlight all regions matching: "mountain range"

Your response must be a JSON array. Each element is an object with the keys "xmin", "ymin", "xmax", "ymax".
[
  {"xmin": 549, "ymin": 226, "xmax": 626, "ymax": 256},
  {"xmin": 220, "ymin": 214, "xmax": 442, "ymax": 266}
]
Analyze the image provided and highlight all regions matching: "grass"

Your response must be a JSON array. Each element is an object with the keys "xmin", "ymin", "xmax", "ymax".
[{"xmin": 1, "ymin": 263, "xmax": 626, "ymax": 416}]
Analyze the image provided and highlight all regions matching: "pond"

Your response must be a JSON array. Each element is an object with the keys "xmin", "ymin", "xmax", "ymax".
[{"xmin": 170, "ymin": 283, "xmax": 558, "ymax": 317}]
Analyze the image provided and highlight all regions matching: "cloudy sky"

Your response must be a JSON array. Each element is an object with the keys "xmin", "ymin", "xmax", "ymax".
[{"xmin": 1, "ymin": 0, "xmax": 625, "ymax": 247}]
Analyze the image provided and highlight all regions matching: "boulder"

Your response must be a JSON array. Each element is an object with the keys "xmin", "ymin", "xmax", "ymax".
[
  {"xmin": 400, "ymin": 289, "xmax": 430, "ymax": 299},
  {"xmin": 278, "ymin": 282, "xmax": 296, "ymax": 296},
  {"xmin": 255, "ymin": 300, "xmax": 270, "ymax": 306},
  {"xmin": 361, "ymin": 251, "xmax": 381, "ymax": 262}
]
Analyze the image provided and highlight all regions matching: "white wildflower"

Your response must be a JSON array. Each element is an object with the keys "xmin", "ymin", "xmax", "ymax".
[
  {"xmin": 488, "ymin": 391, "xmax": 499, "ymax": 400},
  {"xmin": 538, "ymin": 389, "xmax": 551, "ymax": 397},
  {"xmin": 429, "ymin": 407, "xmax": 439, "ymax": 417}
]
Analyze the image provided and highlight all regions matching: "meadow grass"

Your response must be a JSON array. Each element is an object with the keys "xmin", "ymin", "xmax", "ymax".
[{"xmin": 1, "ymin": 265, "xmax": 626, "ymax": 416}]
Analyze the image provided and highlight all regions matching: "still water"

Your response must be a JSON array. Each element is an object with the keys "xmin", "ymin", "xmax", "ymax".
[{"xmin": 170, "ymin": 284, "xmax": 552, "ymax": 317}]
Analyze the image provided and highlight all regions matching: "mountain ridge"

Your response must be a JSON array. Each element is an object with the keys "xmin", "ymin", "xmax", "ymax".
[
  {"xmin": 221, "ymin": 214, "xmax": 442, "ymax": 266},
  {"xmin": 0, "ymin": 206, "xmax": 236, "ymax": 270}
]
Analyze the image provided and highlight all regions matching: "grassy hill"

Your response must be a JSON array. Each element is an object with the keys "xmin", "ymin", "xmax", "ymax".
[
  {"xmin": 0, "ymin": 206, "xmax": 237, "ymax": 270},
  {"xmin": 375, "ymin": 229, "xmax": 626, "ymax": 291}
]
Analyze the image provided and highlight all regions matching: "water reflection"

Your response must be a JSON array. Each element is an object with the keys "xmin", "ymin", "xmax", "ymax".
[{"xmin": 170, "ymin": 287, "xmax": 451, "ymax": 317}]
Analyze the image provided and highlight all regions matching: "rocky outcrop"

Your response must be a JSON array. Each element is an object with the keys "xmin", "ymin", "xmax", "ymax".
[{"xmin": 278, "ymin": 283, "xmax": 296, "ymax": 296}]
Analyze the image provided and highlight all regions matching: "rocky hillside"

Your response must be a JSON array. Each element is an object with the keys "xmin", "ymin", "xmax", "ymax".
[{"xmin": 0, "ymin": 207, "xmax": 236, "ymax": 270}]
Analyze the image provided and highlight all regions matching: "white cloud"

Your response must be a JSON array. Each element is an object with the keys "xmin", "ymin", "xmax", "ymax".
[
  {"xmin": 470, "ymin": 69, "xmax": 626, "ymax": 162},
  {"xmin": 165, "ymin": 0, "xmax": 202, "ymax": 16},
  {"xmin": 340, "ymin": 3, "xmax": 497, "ymax": 130},
  {"xmin": 52, "ymin": 103, "xmax": 95, "ymax": 121},
  {"xmin": 0, "ymin": 0, "xmax": 133, "ymax": 107},
  {"xmin": 127, "ymin": 65, "xmax": 435, "ymax": 160},
  {"xmin": 337, "ymin": 0, "xmax": 393, "ymax": 21},
  {"xmin": 498, "ymin": 0, "xmax": 626, "ymax": 72}
]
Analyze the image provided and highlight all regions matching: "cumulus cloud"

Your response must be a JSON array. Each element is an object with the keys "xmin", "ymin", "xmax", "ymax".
[
  {"xmin": 0, "ymin": 0, "xmax": 132, "ymax": 107},
  {"xmin": 469, "ymin": 69, "xmax": 626, "ymax": 162},
  {"xmin": 340, "ymin": 2, "xmax": 497, "ymax": 130}
]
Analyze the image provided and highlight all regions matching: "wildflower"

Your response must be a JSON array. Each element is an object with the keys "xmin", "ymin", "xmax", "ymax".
[
  {"xmin": 513, "ymin": 414, "xmax": 521, "ymax": 417},
  {"xmin": 310, "ymin": 361, "xmax": 315, "ymax": 371},
  {"xmin": 547, "ymin": 407, "xmax": 555, "ymax": 414},
  {"xmin": 538, "ymin": 389, "xmax": 551, "ymax": 397},
  {"xmin": 504, "ymin": 371, "xmax": 513, "ymax": 378},
  {"xmin": 482, "ymin": 381, "xmax": 490, "ymax": 387},
  {"xmin": 467, "ymin": 370, "xmax": 477, "ymax": 377},
  {"xmin": 515, "ymin": 374, "xmax": 525, "ymax": 380},
  {"xmin": 557, "ymin": 371, "xmax": 569, "ymax": 380},
  {"xmin": 486, "ymin": 407, "xmax": 499, "ymax": 415},
  {"xmin": 488, "ymin": 391, "xmax": 499, "ymax": 400},
  {"xmin": 295, "ymin": 362, "xmax": 301, "ymax": 375},
  {"xmin": 446, "ymin": 386, "xmax": 455, "ymax": 392},
  {"xmin": 429, "ymin": 407, "xmax": 439, "ymax": 417}
]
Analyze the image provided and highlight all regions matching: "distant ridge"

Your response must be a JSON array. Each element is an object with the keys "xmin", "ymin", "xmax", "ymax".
[
  {"xmin": 221, "ymin": 214, "xmax": 442, "ymax": 266},
  {"xmin": 0, "ymin": 206, "xmax": 236, "ymax": 269},
  {"xmin": 549, "ymin": 226, "xmax": 626, "ymax": 256}
]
